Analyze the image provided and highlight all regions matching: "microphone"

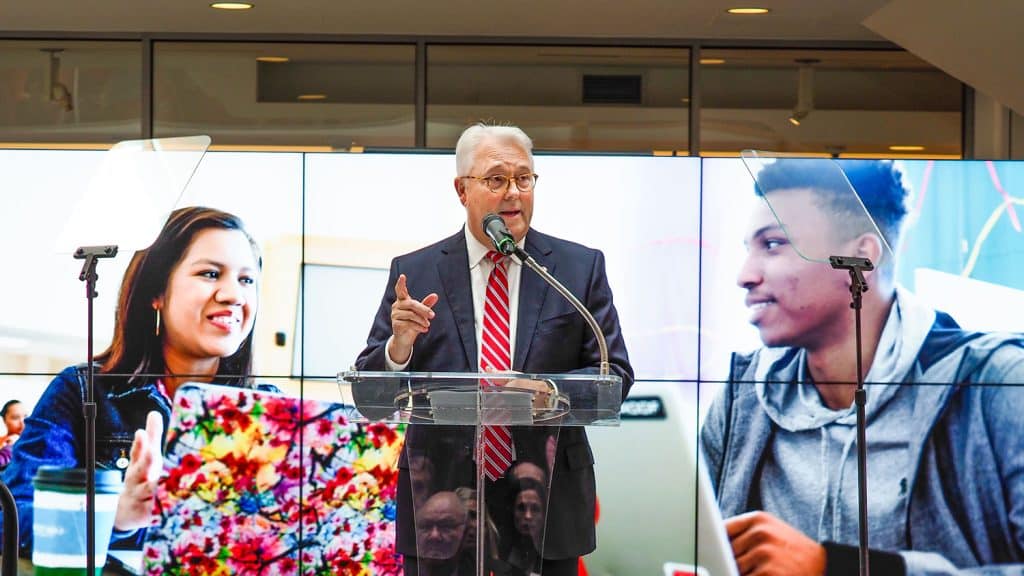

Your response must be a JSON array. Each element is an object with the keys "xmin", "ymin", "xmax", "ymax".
[
  {"xmin": 480, "ymin": 214, "xmax": 611, "ymax": 376},
  {"xmin": 482, "ymin": 213, "xmax": 517, "ymax": 256}
]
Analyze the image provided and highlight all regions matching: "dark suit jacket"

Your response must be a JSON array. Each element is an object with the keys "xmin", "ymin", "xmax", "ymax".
[{"xmin": 355, "ymin": 228, "xmax": 633, "ymax": 559}]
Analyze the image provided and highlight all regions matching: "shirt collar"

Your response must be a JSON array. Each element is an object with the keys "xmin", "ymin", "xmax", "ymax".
[{"xmin": 463, "ymin": 223, "xmax": 526, "ymax": 269}]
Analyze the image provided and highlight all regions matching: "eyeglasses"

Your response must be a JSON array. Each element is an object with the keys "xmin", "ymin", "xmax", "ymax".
[{"xmin": 460, "ymin": 173, "xmax": 538, "ymax": 193}]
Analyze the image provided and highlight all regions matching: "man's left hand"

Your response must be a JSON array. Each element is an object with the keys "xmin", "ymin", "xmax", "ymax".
[
  {"xmin": 725, "ymin": 510, "xmax": 826, "ymax": 576},
  {"xmin": 484, "ymin": 368, "xmax": 556, "ymax": 410}
]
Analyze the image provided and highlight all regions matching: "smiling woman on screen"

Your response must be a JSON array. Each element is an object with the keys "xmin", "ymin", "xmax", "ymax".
[{"xmin": 0, "ymin": 206, "xmax": 263, "ymax": 556}]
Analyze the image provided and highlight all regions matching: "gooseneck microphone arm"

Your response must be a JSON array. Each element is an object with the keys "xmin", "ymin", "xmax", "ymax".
[
  {"xmin": 516, "ymin": 249, "xmax": 610, "ymax": 376},
  {"xmin": 482, "ymin": 213, "xmax": 610, "ymax": 376}
]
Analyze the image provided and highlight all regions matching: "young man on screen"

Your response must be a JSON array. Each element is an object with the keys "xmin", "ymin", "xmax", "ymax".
[{"xmin": 701, "ymin": 159, "xmax": 1024, "ymax": 575}]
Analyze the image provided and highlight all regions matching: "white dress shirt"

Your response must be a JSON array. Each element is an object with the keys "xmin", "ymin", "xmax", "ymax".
[{"xmin": 386, "ymin": 224, "xmax": 524, "ymax": 370}]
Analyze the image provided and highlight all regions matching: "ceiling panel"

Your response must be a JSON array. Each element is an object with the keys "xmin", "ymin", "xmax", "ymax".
[{"xmin": 0, "ymin": 0, "xmax": 891, "ymax": 41}]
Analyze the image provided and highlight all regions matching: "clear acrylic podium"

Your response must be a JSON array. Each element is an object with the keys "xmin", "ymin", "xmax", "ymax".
[{"xmin": 339, "ymin": 370, "xmax": 623, "ymax": 576}]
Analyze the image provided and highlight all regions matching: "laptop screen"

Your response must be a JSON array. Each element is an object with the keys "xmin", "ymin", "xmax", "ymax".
[
  {"xmin": 142, "ymin": 382, "xmax": 405, "ymax": 575},
  {"xmin": 588, "ymin": 380, "xmax": 738, "ymax": 576}
]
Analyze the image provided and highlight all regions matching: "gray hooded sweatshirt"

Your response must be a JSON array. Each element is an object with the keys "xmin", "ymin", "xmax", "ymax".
[{"xmin": 702, "ymin": 288, "xmax": 1024, "ymax": 575}]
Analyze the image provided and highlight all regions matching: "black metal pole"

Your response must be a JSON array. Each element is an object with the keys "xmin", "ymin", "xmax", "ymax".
[
  {"xmin": 0, "ymin": 479, "xmax": 17, "ymax": 576},
  {"xmin": 85, "ymin": 275, "xmax": 97, "ymax": 576},
  {"xmin": 75, "ymin": 245, "xmax": 117, "ymax": 576},
  {"xmin": 852, "ymin": 277, "xmax": 869, "ymax": 576},
  {"xmin": 829, "ymin": 255, "xmax": 872, "ymax": 576}
]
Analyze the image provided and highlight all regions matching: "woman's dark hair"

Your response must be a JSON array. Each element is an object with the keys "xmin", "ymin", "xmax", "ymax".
[
  {"xmin": 509, "ymin": 476, "xmax": 547, "ymax": 507},
  {"xmin": 0, "ymin": 400, "xmax": 21, "ymax": 418},
  {"xmin": 96, "ymin": 206, "xmax": 261, "ymax": 388}
]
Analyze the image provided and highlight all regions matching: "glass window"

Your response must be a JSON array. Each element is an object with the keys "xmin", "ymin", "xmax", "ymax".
[
  {"xmin": 698, "ymin": 49, "xmax": 962, "ymax": 157},
  {"xmin": 154, "ymin": 42, "xmax": 415, "ymax": 149},
  {"xmin": 0, "ymin": 40, "xmax": 141, "ymax": 144},
  {"xmin": 427, "ymin": 45, "xmax": 689, "ymax": 153}
]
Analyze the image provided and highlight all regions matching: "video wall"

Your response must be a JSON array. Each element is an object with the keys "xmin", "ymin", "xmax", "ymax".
[
  {"xmin": 1, "ymin": 150, "xmax": 1023, "ymax": 407},
  {"xmin": 1, "ymin": 148, "xmax": 1023, "ymax": 572}
]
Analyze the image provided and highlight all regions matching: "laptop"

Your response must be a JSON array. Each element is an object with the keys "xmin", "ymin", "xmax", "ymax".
[
  {"xmin": 587, "ymin": 380, "xmax": 739, "ymax": 576},
  {"xmin": 135, "ymin": 382, "xmax": 405, "ymax": 575}
]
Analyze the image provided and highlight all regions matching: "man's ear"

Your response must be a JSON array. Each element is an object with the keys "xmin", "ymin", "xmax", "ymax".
[
  {"xmin": 854, "ymin": 233, "xmax": 884, "ymax": 278},
  {"xmin": 454, "ymin": 177, "xmax": 467, "ymax": 206}
]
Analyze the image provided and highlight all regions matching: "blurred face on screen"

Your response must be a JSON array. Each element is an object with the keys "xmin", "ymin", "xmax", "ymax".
[
  {"xmin": 737, "ymin": 188, "xmax": 854, "ymax": 350},
  {"xmin": 3, "ymin": 402, "xmax": 26, "ymax": 437},
  {"xmin": 456, "ymin": 136, "xmax": 535, "ymax": 246},
  {"xmin": 156, "ymin": 228, "xmax": 260, "ymax": 374}
]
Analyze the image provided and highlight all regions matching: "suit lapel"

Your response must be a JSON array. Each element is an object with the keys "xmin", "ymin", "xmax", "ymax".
[
  {"xmin": 514, "ymin": 232, "xmax": 554, "ymax": 371},
  {"xmin": 438, "ymin": 232, "xmax": 476, "ymax": 369}
]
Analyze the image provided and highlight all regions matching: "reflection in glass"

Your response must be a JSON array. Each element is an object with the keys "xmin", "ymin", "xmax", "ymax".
[
  {"xmin": 699, "ymin": 49, "xmax": 962, "ymax": 157},
  {"xmin": 405, "ymin": 426, "xmax": 559, "ymax": 576},
  {"xmin": 504, "ymin": 477, "xmax": 546, "ymax": 574},
  {"xmin": 0, "ymin": 40, "xmax": 141, "ymax": 143},
  {"xmin": 416, "ymin": 491, "xmax": 468, "ymax": 561},
  {"xmin": 154, "ymin": 42, "xmax": 415, "ymax": 148},
  {"xmin": 427, "ymin": 45, "xmax": 689, "ymax": 152}
]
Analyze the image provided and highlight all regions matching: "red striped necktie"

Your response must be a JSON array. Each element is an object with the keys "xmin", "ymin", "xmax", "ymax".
[{"xmin": 480, "ymin": 250, "xmax": 514, "ymax": 481}]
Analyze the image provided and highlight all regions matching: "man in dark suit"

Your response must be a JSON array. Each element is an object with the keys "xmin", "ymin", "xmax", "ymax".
[{"xmin": 356, "ymin": 123, "xmax": 633, "ymax": 576}]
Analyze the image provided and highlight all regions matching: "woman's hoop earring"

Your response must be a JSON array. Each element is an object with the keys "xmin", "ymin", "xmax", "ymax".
[{"xmin": 155, "ymin": 308, "xmax": 161, "ymax": 336}]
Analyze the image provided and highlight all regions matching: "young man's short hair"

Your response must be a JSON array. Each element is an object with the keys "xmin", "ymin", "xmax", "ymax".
[{"xmin": 755, "ymin": 158, "xmax": 911, "ymax": 256}]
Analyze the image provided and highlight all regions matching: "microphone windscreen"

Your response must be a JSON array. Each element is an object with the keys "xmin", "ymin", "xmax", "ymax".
[{"xmin": 482, "ymin": 213, "xmax": 516, "ymax": 255}]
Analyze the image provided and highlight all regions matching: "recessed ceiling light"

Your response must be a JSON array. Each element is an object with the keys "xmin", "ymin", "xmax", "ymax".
[
  {"xmin": 256, "ymin": 56, "xmax": 289, "ymax": 63},
  {"xmin": 700, "ymin": 58, "xmax": 726, "ymax": 65},
  {"xmin": 889, "ymin": 145, "xmax": 925, "ymax": 151},
  {"xmin": 727, "ymin": 7, "xmax": 770, "ymax": 15},
  {"xmin": 210, "ymin": 2, "xmax": 253, "ymax": 10},
  {"xmin": 297, "ymin": 94, "xmax": 327, "ymax": 101}
]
